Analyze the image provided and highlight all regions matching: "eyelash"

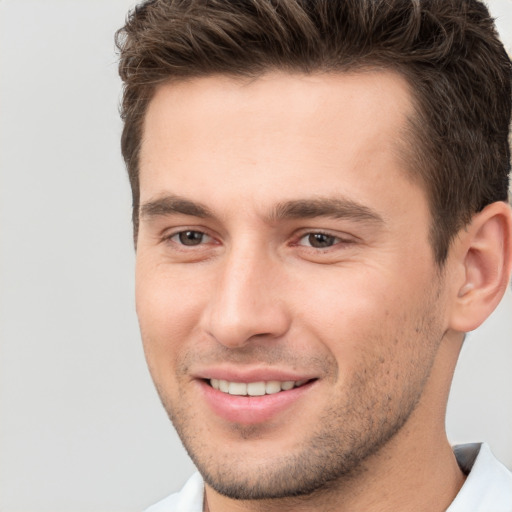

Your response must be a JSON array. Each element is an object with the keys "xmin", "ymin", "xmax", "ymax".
[
  {"xmin": 164, "ymin": 229, "xmax": 215, "ymax": 248},
  {"xmin": 163, "ymin": 229, "xmax": 354, "ymax": 251},
  {"xmin": 295, "ymin": 231, "xmax": 349, "ymax": 249}
]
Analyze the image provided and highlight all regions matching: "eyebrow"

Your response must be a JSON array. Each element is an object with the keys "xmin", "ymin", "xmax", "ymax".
[
  {"xmin": 139, "ymin": 194, "xmax": 384, "ymax": 225},
  {"xmin": 269, "ymin": 198, "xmax": 384, "ymax": 225},
  {"xmin": 140, "ymin": 195, "xmax": 213, "ymax": 220}
]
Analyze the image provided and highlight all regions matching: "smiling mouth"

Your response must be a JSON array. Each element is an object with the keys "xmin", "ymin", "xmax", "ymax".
[{"xmin": 208, "ymin": 379, "xmax": 313, "ymax": 396}]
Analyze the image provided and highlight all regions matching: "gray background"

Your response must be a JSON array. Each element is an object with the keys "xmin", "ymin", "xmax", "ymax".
[{"xmin": 0, "ymin": 1, "xmax": 511, "ymax": 511}]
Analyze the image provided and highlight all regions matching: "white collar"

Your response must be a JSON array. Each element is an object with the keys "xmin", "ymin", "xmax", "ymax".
[{"xmin": 447, "ymin": 443, "xmax": 512, "ymax": 511}]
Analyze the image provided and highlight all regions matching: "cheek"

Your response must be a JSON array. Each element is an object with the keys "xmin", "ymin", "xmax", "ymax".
[
  {"xmin": 135, "ymin": 263, "xmax": 208, "ymax": 378},
  {"xmin": 136, "ymin": 258, "xmax": 206, "ymax": 324},
  {"xmin": 293, "ymin": 266, "xmax": 435, "ymax": 377},
  {"xmin": 295, "ymin": 267, "xmax": 399, "ymax": 338}
]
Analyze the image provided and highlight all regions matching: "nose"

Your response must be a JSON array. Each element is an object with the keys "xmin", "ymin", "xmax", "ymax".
[{"xmin": 202, "ymin": 243, "xmax": 291, "ymax": 348}]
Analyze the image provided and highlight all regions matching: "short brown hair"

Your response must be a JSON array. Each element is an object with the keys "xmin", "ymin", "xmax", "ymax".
[{"xmin": 116, "ymin": 0, "xmax": 511, "ymax": 262}]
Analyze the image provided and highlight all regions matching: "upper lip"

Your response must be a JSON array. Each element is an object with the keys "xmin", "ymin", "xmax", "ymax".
[{"xmin": 193, "ymin": 366, "xmax": 317, "ymax": 383}]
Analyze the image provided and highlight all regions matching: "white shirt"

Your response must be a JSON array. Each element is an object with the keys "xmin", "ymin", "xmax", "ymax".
[{"xmin": 144, "ymin": 443, "xmax": 512, "ymax": 512}]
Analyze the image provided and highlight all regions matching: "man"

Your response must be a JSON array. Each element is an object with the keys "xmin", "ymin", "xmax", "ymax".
[{"xmin": 116, "ymin": 1, "xmax": 512, "ymax": 511}]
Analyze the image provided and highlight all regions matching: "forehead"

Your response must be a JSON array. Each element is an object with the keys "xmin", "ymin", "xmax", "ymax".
[{"xmin": 139, "ymin": 71, "xmax": 420, "ymax": 214}]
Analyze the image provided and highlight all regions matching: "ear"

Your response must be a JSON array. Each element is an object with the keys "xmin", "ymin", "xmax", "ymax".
[{"xmin": 449, "ymin": 201, "xmax": 512, "ymax": 333}]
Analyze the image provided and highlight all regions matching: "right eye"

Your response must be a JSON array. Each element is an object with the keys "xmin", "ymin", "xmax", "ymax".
[
  {"xmin": 169, "ymin": 230, "xmax": 212, "ymax": 246},
  {"xmin": 299, "ymin": 232, "xmax": 340, "ymax": 249}
]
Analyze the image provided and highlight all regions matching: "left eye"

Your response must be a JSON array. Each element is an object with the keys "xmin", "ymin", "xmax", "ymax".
[
  {"xmin": 170, "ymin": 230, "xmax": 211, "ymax": 246},
  {"xmin": 299, "ymin": 233, "xmax": 340, "ymax": 248}
]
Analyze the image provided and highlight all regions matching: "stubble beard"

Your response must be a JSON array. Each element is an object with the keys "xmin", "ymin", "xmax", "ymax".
[{"xmin": 151, "ymin": 291, "xmax": 445, "ymax": 501}]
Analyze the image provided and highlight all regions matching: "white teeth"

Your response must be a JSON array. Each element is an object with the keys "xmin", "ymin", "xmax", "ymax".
[
  {"xmin": 247, "ymin": 381, "xmax": 266, "ymax": 396},
  {"xmin": 265, "ymin": 381, "xmax": 282, "ymax": 394},
  {"xmin": 210, "ymin": 378, "xmax": 309, "ymax": 396},
  {"xmin": 228, "ymin": 382, "xmax": 247, "ymax": 395}
]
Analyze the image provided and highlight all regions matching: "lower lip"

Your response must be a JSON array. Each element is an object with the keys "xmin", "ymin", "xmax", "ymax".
[{"xmin": 198, "ymin": 380, "xmax": 316, "ymax": 425}]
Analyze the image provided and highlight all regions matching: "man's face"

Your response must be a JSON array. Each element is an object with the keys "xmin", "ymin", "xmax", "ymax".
[{"xmin": 136, "ymin": 72, "xmax": 450, "ymax": 499}]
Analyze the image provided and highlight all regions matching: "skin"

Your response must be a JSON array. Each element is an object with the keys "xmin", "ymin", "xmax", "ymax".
[{"xmin": 135, "ymin": 71, "xmax": 507, "ymax": 512}]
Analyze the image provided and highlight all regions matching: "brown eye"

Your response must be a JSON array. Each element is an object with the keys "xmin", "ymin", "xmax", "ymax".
[
  {"xmin": 176, "ymin": 231, "xmax": 206, "ymax": 246},
  {"xmin": 304, "ymin": 233, "xmax": 338, "ymax": 248}
]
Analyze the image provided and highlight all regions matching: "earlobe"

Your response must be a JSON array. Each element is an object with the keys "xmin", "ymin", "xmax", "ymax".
[{"xmin": 449, "ymin": 201, "xmax": 512, "ymax": 333}]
